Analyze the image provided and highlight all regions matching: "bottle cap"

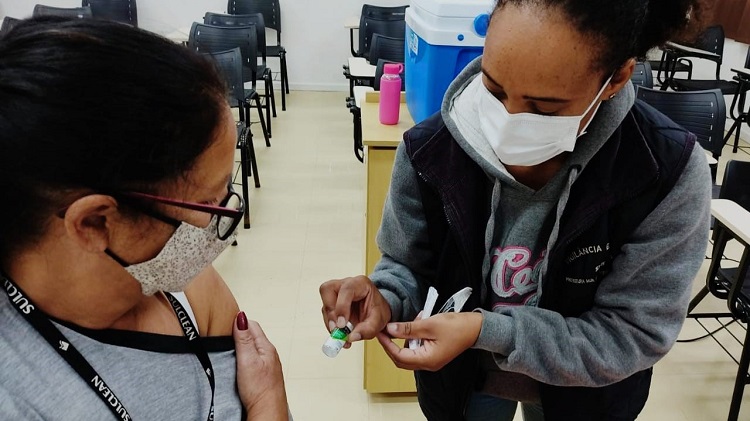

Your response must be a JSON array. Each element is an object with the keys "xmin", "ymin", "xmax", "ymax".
[{"xmin": 383, "ymin": 63, "xmax": 404, "ymax": 75}]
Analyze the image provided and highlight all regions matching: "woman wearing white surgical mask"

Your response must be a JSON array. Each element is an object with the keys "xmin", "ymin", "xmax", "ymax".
[
  {"xmin": 0, "ymin": 18, "xmax": 287, "ymax": 420},
  {"xmin": 321, "ymin": 0, "xmax": 712, "ymax": 420}
]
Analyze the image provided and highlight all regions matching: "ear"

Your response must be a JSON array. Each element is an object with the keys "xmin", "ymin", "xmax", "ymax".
[
  {"xmin": 602, "ymin": 58, "xmax": 636, "ymax": 100},
  {"xmin": 62, "ymin": 195, "xmax": 120, "ymax": 253}
]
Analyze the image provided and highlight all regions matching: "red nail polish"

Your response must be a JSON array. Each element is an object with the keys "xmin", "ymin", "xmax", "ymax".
[{"xmin": 237, "ymin": 311, "xmax": 248, "ymax": 331}]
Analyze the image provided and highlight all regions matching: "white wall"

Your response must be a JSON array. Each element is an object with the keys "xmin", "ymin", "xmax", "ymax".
[{"xmin": 0, "ymin": 0, "xmax": 411, "ymax": 91}]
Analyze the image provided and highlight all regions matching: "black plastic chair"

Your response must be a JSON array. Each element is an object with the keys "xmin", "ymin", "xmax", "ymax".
[
  {"xmin": 687, "ymin": 160, "xmax": 750, "ymax": 421},
  {"xmin": 188, "ymin": 22, "xmax": 270, "ymax": 147},
  {"xmin": 227, "ymin": 0, "xmax": 289, "ymax": 111},
  {"xmin": 358, "ymin": 16, "xmax": 405, "ymax": 62},
  {"xmin": 203, "ymin": 12, "xmax": 275, "ymax": 137},
  {"xmin": 83, "ymin": 0, "xmax": 137, "ymax": 26},
  {"xmin": 636, "ymin": 87, "xmax": 726, "ymax": 180},
  {"xmin": 343, "ymin": 16, "xmax": 405, "ymax": 99},
  {"xmin": 649, "ymin": 51, "xmax": 692, "ymax": 87},
  {"xmin": 667, "ymin": 26, "xmax": 739, "ymax": 95},
  {"xmin": 202, "ymin": 47, "xmax": 260, "ymax": 229},
  {"xmin": 33, "ymin": 4, "xmax": 93, "ymax": 18},
  {"xmin": 347, "ymin": 59, "xmax": 404, "ymax": 162},
  {"xmin": 0, "ymin": 17, "xmax": 20, "ymax": 36},
  {"xmin": 630, "ymin": 61, "xmax": 653, "ymax": 89},
  {"xmin": 368, "ymin": 34, "xmax": 405, "ymax": 65},
  {"xmin": 721, "ymin": 49, "xmax": 750, "ymax": 154},
  {"xmin": 351, "ymin": 4, "xmax": 407, "ymax": 57}
]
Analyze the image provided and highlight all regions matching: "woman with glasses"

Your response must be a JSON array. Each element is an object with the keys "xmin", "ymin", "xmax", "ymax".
[
  {"xmin": 321, "ymin": 0, "xmax": 711, "ymax": 420},
  {"xmin": 0, "ymin": 17, "xmax": 288, "ymax": 420}
]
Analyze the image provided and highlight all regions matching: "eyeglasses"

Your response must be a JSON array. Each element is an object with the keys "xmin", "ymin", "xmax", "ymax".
[{"xmin": 119, "ymin": 183, "xmax": 245, "ymax": 241}]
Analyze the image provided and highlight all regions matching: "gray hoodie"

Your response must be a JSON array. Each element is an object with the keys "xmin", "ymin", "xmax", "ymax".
[{"xmin": 370, "ymin": 57, "xmax": 711, "ymax": 399}]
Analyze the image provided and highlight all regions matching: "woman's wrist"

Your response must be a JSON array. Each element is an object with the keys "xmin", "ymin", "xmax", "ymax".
[{"xmin": 245, "ymin": 389, "xmax": 289, "ymax": 421}]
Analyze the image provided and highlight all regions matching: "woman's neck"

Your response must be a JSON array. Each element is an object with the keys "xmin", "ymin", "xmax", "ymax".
[
  {"xmin": 4, "ymin": 250, "xmax": 157, "ymax": 331},
  {"xmin": 505, "ymin": 154, "xmax": 568, "ymax": 190}
]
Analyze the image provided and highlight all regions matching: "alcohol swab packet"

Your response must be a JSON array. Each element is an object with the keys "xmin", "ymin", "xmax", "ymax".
[
  {"xmin": 436, "ymin": 287, "xmax": 473, "ymax": 314},
  {"xmin": 408, "ymin": 287, "xmax": 438, "ymax": 350},
  {"xmin": 407, "ymin": 287, "xmax": 474, "ymax": 350}
]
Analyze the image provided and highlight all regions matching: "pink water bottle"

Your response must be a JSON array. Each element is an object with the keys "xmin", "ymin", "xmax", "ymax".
[{"xmin": 379, "ymin": 63, "xmax": 404, "ymax": 125}]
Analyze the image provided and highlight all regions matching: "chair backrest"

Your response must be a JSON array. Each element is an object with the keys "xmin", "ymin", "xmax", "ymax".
[
  {"xmin": 227, "ymin": 0, "xmax": 281, "ymax": 45},
  {"xmin": 719, "ymin": 160, "xmax": 750, "ymax": 212},
  {"xmin": 188, "ymin": 23, "xmax": 258, "ymax": 85},
  {"xmin": 693, "ymin": 25, "xmax": 725, "ymax": 62},
  {"xmin": 33, "ymin": 4, "xmax": 93, "ymax": 18},
  {"xmin": 630, "ymin": 61, "xmax": 653, "ymax": 89},
  {"xmin": 203, "ymin": 47, "xmax": 246, "ymax": 108},
  {"xmin": 373, "ymin": 59, "xmax": 405, "ymax": 91},
  {"xmin": 359, "ymin": 17, "xmax": 405, "ymax": 59},
  {"xmin": 83, "ymin": 0, "xmax": 137, "ymax": 26},
  {"xmin": 361, "ymin": 4, "xmax": 408, "ymax": 20},
  {"xmin": 368, "ymin": 34, "xmax": 405, "ymax": 65},
  {"xmin": 636, "ymin": 87, "xmax": 727, "ymax": 158},
  {"xmin": 204, "ymin": 12, "xmax": 266, "ymax": 64},
  {"xmin": 0, "ymin": 17, "xmax": 20, "ymax": 36}
]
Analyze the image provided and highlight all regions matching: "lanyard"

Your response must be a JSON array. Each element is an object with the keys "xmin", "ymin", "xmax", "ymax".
[{"xmin": 2, "ymin": 275, "xmax": 215, "ymax": 421}]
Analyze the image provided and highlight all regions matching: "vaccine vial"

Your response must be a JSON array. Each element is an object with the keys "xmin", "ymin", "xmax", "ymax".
[{"xmin": 322, "ymin": 322, "xmax": 353, "ymax": 358}]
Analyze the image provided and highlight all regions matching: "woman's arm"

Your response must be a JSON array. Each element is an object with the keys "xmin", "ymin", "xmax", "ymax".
[
  {"xmin": 473, "ymin": 145, "xmax": 712, "ymax": 386},
  {"xmin": 185, "ymin": 264, "xmax": 240, "ymax": 336}
]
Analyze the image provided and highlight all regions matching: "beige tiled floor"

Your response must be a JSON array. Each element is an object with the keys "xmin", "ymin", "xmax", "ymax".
[{"xmin": 213, "ymin": 91, "xmax": 750, "ymax": 420}]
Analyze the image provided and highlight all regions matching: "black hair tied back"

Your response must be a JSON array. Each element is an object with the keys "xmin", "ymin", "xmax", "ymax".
[{"xmin": 495, "ymin": 0, "xmax": 704, "ymax": 72}]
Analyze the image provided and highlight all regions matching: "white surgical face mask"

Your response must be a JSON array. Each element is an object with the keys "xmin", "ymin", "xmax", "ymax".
[
  {"xmin": 478, "ymin": 75, "xmax": 613, "ymax": 166},
  {"xmin": 107, "ymin": 216, "xmax": 235, "ymax": 296}
]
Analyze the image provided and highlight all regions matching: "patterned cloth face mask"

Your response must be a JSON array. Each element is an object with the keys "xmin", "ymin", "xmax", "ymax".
[{"xmin": 107, "ymin": 215, "xmax": 236, "ymax": 296}]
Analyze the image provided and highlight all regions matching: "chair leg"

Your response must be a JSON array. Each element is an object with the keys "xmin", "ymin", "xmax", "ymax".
[
  {"xmin": 687, "ymin": 286, "xmax": 711, "ymax": 314},
  {"xmin": 238, "ymin": 131, "xmax": 251, "ymax": 229},
  {"xmin": 267, "ymin": 74, "xmax": 277, "ymax": 118},
  {"xmin": 282, "ymin": 51, "xmax": 290, "ymax": 94},
  {"xmin": 263, "ymin": 81, "xmax": 273, "ymax": 137},
  {"xmin": 280, "ymin": 51, "xmax": 288, "ymax": 111},
  {"xmin": 724, "ymin": 117, "xmax": 743, "ymax": 154},
  {"xmin": 353, "ymin": 107, "xmax": 363, "ymax": 163},
  {"xmin": 253, "ymin": 98, "xmax": 270, "ymax": 147},
  {"xmin": 727, "ymin": 326, "xmax": 750, "ymax": 421},
  {"xmin": 247, "ymin": 128, "xmax": 260, "ymax": 188}
]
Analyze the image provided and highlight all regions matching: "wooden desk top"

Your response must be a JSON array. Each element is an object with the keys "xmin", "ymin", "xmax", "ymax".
[
  {"xmin": 362, "ymin": 92, "xmax": 414, "ymax": 148},
  {"xmin": 711, "ymin": 199, "xmax": 750, "ymax": 244}
]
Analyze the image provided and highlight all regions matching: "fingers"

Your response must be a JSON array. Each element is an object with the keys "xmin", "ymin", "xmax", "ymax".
[
  {"xmin": 349, "ymin": 315, "xmax": 385, "ymax": 342},
  {"xmin": 233, "ymin": 311, "xmax": 259, "ymax": 358},
  {"xmin": 385, "ymin": 320, "xmax": 430, "ymax": 340},
  {"xmin": 376, "ymin": 332, "xmax": 422, "ymax": 371},
  {"xmin": 332, "ymin": 278, "xmax": 370, "ymax": 328},
  {"xmin": 234, "ymin": 312, "xmax": 278, "ymax": 361},
  {"xmin": 319, "ymin": 279, "xmax": 342, "ymax": 331}
]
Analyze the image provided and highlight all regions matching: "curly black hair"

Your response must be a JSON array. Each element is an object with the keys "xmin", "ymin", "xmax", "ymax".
[{"xmin": 495, "ymin": 0, "xmax": 704, "ymax": 72}]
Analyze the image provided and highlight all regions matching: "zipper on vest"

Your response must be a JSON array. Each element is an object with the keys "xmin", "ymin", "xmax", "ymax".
[{"xmin": 417, "ymin": 170, "xmax": 478, "ymax": 296}]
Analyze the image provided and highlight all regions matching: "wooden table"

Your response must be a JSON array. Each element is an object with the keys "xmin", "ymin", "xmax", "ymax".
[{"xmin": 362, "ymin": 91, "xmax": 417, "ymax": 393}]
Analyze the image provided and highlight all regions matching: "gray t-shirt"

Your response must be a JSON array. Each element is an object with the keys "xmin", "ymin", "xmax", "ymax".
[{"xmin": 0, "ymin": 291, "xmax": 243, "ymax": 420}]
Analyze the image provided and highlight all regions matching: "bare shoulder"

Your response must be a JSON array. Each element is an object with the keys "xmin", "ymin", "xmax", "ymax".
[{"xmin": 184, "ymin": 265, "xmax": 240, "ymax": 337}]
